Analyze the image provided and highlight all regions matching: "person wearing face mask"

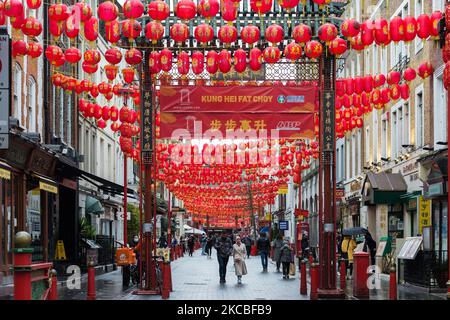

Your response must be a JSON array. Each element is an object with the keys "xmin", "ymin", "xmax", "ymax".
[{"xmin": 214, "ymin": 231, "xmax": 233, "ymax": 284}]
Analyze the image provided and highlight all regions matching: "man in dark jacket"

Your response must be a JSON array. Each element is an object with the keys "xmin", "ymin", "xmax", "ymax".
[
  {"xmin": 364, "ymin": 231, "xmax": 377, "ymax": 265},
  {"xmin": 257, "ymin": 232, "xmax": 271, "ymax": 272},
  {"xmin": 214, "ymin": 231, "xmax": 233, "ymax": 283},
  {"xmin": 242, "ymin": 235, "xmax": 252, "ymax": 258}
]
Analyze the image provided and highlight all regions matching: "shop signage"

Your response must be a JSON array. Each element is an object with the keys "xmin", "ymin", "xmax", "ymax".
[
  {"xmin": 0, "ymin": 167, "xmax": 10, "ymax": 180},
  {"xmin": 0, "ymin": 28, "xmax": 10, "ymax": 149},
  {"xmin": 335, "ymin": 188, "xmax": 345, "ymax": 199},
  {"xmin": 418, "ymin": 196, "xmax": 431, "ymax": 234},
  {"xmin": 278, "ymin": 184, "xmax": 288, "ymax": 194},
  {"xmin": 350, "ymin": 180, "xmax": 362, "ymax": 192},
  {"xmin": 141, "ymin": 63, "xmax": 153, "ymax": 165},
  {"xmin": 279, "ymin": 220, "xmax": 289, "ymax": 230},
  {"xmin": 426, "ymin": 182, "xmax": 443, "ymax": 197},
  {"xmin": 39, "ymin": 181, "xmax": 58, "ymax": 194}
]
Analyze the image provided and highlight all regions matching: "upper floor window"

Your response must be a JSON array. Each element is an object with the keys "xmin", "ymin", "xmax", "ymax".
[
  {"xmin": 415, "ymin": 0, "xmax": 424, "ymax": 53},
  {"xmin": 13, "ymin": 63, "xmax": 23, "ymax": 127},
  {"xmin": 415, "ymin": 86, "xmax": 424, "ymax": 147},
  {"xmin": 391, "ymin": 1, "xmax": 410, "ymax": 69},
  {"xmin": 27, "ymin": 77, "xmax": 36, "ymax": 133}
]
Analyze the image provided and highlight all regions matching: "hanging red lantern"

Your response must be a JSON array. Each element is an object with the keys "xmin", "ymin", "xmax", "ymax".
[
  {"xmin": 360, "ymin": 20, "xmax": 374, "ymax": 46},
  {"xmin": 233, "ymin": 49, "xmax": 247, "ymax": 73},
  {"xmin": 218, "ymin": 25, "xmax": 238, "ymax": 45},
  {"xmin": 350, "ymin": 34, "xmax": 365, "ymax": 51},
  {"xmin": 105, "ymin": 64, "xmax": 118, "ymax": 81},
  {"xmin": 399, "ymin": 83, "xmax": 410, "ymax": 100},
  {"xmin": 122, "ymin": 68, "xmax": 135, "ymax": 83},
  {"xmin": 122, "ymin": 19, "xmax": 142, "ymax": 40},
  {"xmin": 278, "ymin": 0, "xmax": 300, "ymax": 12},
  {"xmin": 27, "ymin": 42, "xmax": 43, "ymax": 58},
  {"xmin": 93, "ymin": 104, "xmax": 103, "ymax": 119},
  {"xmin": 336, "ymin": 79, "xmax": 345, "ymax": 97},
  {"xmin": 328, "ymin": 37, "xmax": 347, "ymax": 56},
  {"xmin": 97, "ymin": 119, "xmax": 107, "ymax": 129},
  {"xmin": 444, "ymin": 62, "xmax": 450, "ymax": 90},
  {"xmin": 97, "ymin": 1, "xmax": 118, "ymax": 23},
  {"xmin": 403, "ymin": 67, "xmax": 416, "ymax": 82},
  {"xmin": 218, "ymin": 49, "xmax": 232, "ymax": 73},
  {"xmin": 21, "ymin": 16, "xmax": 42, "ymax": 37},
  {"xmin": 418, "ymin": 62, "xmax": 433, "ymax": 79},
  {"xmin": 72, "ymin": 2, "xmax": 92, "ymax": 22},
  {"xmin": 389, "ymin": 16, "xmax": 405, "ymax": 43},
  {"xmin": 430, "ymin": 11, "xmax": 443, "ymax": 39},
  {"xmin": 65, "ymin": 14, "xmax": 80, "ymax": 39},
  {"xmin": 387, "ymin": 71, "xmax": 401, "ymax": 85},
  {"xmin": 26, "ymin": 0, "xmax": 41, "ymax": 10},
  {"xmin": 3, "ymin": 0, "xmax": 23, "ymax": 18},
  {"xmin": 374, "ymin": 18, "xmax": 389, "ymax": 46},
  {"xmin": 416, "ymin": 14, "xmax": 430, "ymax": 40},
  {"xmin": 263, "ymin": 46, "xmax": 281, "ymax": 64},
  {"xmin": 119, "ymin": 106, "xmax": 131, "ymax": 123},
  {"xmin": 194, "ymin": 23, "xmax": 214, "ymax": 45},
  {"xmin": 192, "ymin": 51, "xmax": 205, "ymax": 75},
  {"xmin": 82, "ymin": 61, "xmax": 98, "ymax": 74},
  {"xmin": 49, "ymin": 19, "xmax": 64, "ymax": 38},
  {"xmin": 355, "ymin": 117, "xmax": 363, "ymax": 129},
  {"xmin": 221, "ymin": 0, "xmax": 238, "ymax": 23},
  {"xmin": 105, "ymin": 47, "xmax": 122, "ymax": 65},
  {"xmin": 12, "ymin": 40, "xmax": 28, "ymax": 57},
  {"xmin": 149, "ymin": 51, "xmax": 161, "ymax": 74},
  {"xmin": 241, "ymin": 25, "xmax": 260, "ymax": 47},
  {"xmin": 160, "ymin": 48, "xmax": 173, "ymax": 72},
  {"xmin": 170, "ymin": 22, "xmax": 189, "ymax": 45},
  {"xmin": 305, "ymin": 41, "xmax": 323, "ymax": 59},
  {"xmin": 390, "ymin": 84, "xmax": 401, "ymax": 100},
  {"xmin": 318, "ymin": 23, "xmax": 338, "ymax": 45},
  {"xmin": 284, "ymin": 42, "xmax": 302, "ymax": 61},
  {"xmin": 403, "ymin": 16, "xmax": 417, "ymax": 42},
  {"xmin": 45, "ymin": 45, "xmax": 64, "ymax": 65},
  {"xmin": 111, "ymin": 122, "xmax": 120, "ymax": 132},
  {"xmin": 175, "ymin": 0, "xmax": 196, "ymax": 21},
  {"xmin": 292, "ymin": 24, "xmax": 312, "ymax": 45},
  {"xmin": 373, "ymin": 74, "xmax": 386, "ymax": 88},
  {"xmin": 84, "ymin": 49, "xmax": 101, "ymax": 64},
  {"xmin": 443, "ymin": 33, "xmax": 450, "ymax": 63},
  {"xmin": 103, "ymin": 19, "xmax": 121, "ymax": 43},
  {"xmin": 80, "ymin": 79, "xmax": 92, "ymax": 92},
  {"xmin": 206, "ymin": 50, "xmax": 219, "ymax": 74},
  {"xmin": 110, "ymin": 106, "xmax": 119, "ymax": 121},
  {"xmin": 123, "ymin": 0, "xmax": 144, "ymax": 19},
  {"xmin": 125, "ymin": 48, "xmax": 143, "ymax": 65},
  {"xmin": 353, "ymin": 76, "xmax": 364, "ymax": 94},
  {"xmin": 65, "ymin": 47, "xmax": 81, "ymax": 64},
  {"xmin": 250, "ymin": 0, "xmax": 272, "ymax": 15},
  {"xmin": 380, "ymin": 87, "xmax": 390, "ymax": 105},
  {"xmin": 0, "ymin": 10, "xmax": 5, "ymax": 26},
  {"xmin": 363, "ymin": 76, "xmax": 373, "ymax": 93},
  {"xmin": 340, "ymin": 19, "xmax": 360, "ymax": 40},
  {"xmin": 265, "ymin": 24, "xmax": 284, "ymax": 45},
  {"xmin": 177, "ymin": 51, "xmax": 190, "ymax": 76},
  {"xmin": 370, "ymin": 89, "xmax": 381, "ymax": 105},
  {"xmin": 198, "ymin": 0, "xmax": 220, "ymax": 21},
  {"xmin": 48, "ymin": 3, "xmax": 68, "ymax": 22},
  {"xmin": 148, "ymin": 0, "xmax": 170, "ymax": 21},
  {"xmin": 102, "ymin": 106, "xmax": 111, "ymax": 121},
  {"xmin": 344, "ymin": 78, "xmax": 354, "ymax": 95},
  {"xmin": 84, "ymin": 16, "xmax": 99, "ymax": 42}
]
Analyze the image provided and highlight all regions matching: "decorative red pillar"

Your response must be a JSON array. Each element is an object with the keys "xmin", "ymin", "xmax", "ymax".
[
  {"xmin": 389, "ymin": 264, "xmax": 397, "ymax": 300},
  {"xmin": 300, "ymin": 259, "xmax": 307, "ymax": 295},
  {"xmin": 123, "ymin": 155, "xmax": 128, "ymax": 245},
  {"xmin": 48, "ymin": 269, "xmax": 58, "ymax": 300},
  {"xmin": 13, "ymin": 232, "xmax": 33, "ymax": 300},
  {"xmin": 87, "ymin": 261, "xmax": 96, "ymax": 300}
]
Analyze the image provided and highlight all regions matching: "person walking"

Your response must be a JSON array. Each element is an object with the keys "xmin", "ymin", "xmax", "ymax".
[
  {"xmin": 205, "ymin": 233, "xmax": 215, "ymax": 259},
  {"xmin": 279, "ymin": 239, "xmax": 294, "ymax": 279},
  {"xmin": 214, "ymin": 231, "xmax": 233, "ymax": 283},
  {"xmin": 232, "ymin": 236, "xmax": 248, "ymax": 284},
  {"xmin": 301, "ymin": 232, "xmax": 310, "ymax": 260},
  {"xmin": 257, "ymin": 232, "xmax": 270, "ymax": 272},
  {"xmin": 180, "ymin": 235, "xmax": 186, "ymax": 254},
  {"xmin": 341, "ymin": 235, "xmax": 357, "ymax": 279},
  {"xmin": 200, "ymin": 234, "xmax": 207, "ymax": 255},
  {"xmin": 187, "ymin": 235, "xmax": 195, "ymax": 257},
  {"xmin": 242, "ymin": 235, "xmax": 252, "ymax": 258},
  {"xmin": 364, "ymin": 231, "xmax": 377, "ymax": 265},
  {"xmin": 272, "ymin": 235, "xmax": 284, "ymax": 272},
  {"xmin": 158, "ymin": 232, "xmax": 168, "ymax": 248}
]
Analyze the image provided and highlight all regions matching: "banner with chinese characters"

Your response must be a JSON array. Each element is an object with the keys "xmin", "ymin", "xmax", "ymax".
[
  {"xmin": 159, "ymin": 85, "xmax": 318, "ymax": 113},
  {"xmin": 418, "ymin": 196, "xmax": 431, "ymax": 234}
]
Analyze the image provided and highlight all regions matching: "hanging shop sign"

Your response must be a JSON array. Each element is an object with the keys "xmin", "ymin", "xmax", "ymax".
[
  {"xmin": 322, "ymin": 90, "xmax": 335, "ymax": 152},
  {"xmin": 0, "ymin": 167, "xmax": 10, "ymax": 180},
  {"xmin": 418, "ymin": 196, "xmax": 431, "ymax": 234},
  {"xmin": 279, "ymin": 220, "xmax": 289, "ymax": 231},
  {"xmin": 39, "ymin": 181, "xmax": 58, "ymax": 194}
]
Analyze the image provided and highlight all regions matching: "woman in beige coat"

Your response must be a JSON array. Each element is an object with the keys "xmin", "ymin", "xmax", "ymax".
[{"xmin": 233, "ymin": 236, "xmax": 248, "ymax": 284}]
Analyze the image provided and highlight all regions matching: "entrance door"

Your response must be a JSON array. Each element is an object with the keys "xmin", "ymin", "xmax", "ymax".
[{"xmin": 1, "ymin": 173, "xmax": 18, "ymax": 280}]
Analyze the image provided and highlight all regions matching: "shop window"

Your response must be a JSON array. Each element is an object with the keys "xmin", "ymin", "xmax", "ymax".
[
  {"xmin": 26, "ymin": 180, "xmax": 41, "ymax": 262},
  {"xmin": 13, "ymin": 63, "xmax": 22, "ymax": 127},
  {"xmin": 388, "ymin": 203, "xmax": 404, "ymax": 240},
  {"xmin": 1, "ymin": 176, "xmax": 16, "ymax": 278}
]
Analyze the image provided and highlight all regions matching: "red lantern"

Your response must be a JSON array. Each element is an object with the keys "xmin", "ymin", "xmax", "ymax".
[
  {"xmin": 233, "ymin": 49, "xmax": 247, "ymax": 73},
  {"xmin": 93, "ymin": 104, "xmax": 103, "ymax": 119},
  {"xmin": 198, "ymin": 0, "xmax": 219, "ymax": 21},
  {"xmin": 218, "ymin": 25, "xmax": 238, "ymax": 45},
  {"xmin": 177, "ymin": 51, "xmax": 190, "ymax": 76},
  {"xmin": 218, "ymin": 49, "xmax": 232, "ymax": 73},
  {"xmin": 12, "ymin": 40, "xmax": 28, "ymax": 57},
  {"xmin": 122, "ymin": 19, "xmax": 142, "ymax": 40},
  {"xmin": 279, "ymin": 0, "xmax": 299, "ymax": 12},
  {"xmin": 390, "ymin": 84, "xmax": 400, "ymax": 100},
  {"xmin": 119, "ymin": 106, "xmax": 131, "ymax": 123},
  {"xmin": 336, "ymin": 79, "xmax": 345, "ymax": 97},
  {"xmin": 444, "ymin": 62, "xmax": 450, "ymax": 90},
  {"xmin": 27, "ymin": 42, "xmax": 43, "ymax": 58},
  {"xmin": 360, "ymin": 20, "xmax": 374, "ymax": 46},
  {"xmin": 0, "ymin": 10, "xmax": 5, "ymax": 26},
  {"xmin": 370, "ymin": 89, "xmax": 381, "ymax": 105},
  {"xmin": 49, "ymin": 19, "xmax": 64, "ymax": 38},
  {"xmin": 122, "ymin": 68, "xmax": 135, "ymax": 83},
  {"xmin": 265, "ymin": 24, "xmax": 284, "ymax": 45},
  {"xmin": 350, "ymin": 34, "xmax": 365, "ymax": 51},
  {"xmin": 399, "ymin": 83, "xmax": 410, "ymax": 100},
  {"xmin": 194, "ymin": 23, "xmax": 214, "ymax": 45},
  {"xmin": 192, "ymin": 51, "xmax": 205, "ymax": 75},
  {"xmin": 430, "ymin": 11, "xmax": 443, "ymax": 39},
  {"xmin": 416, "ymin": 14, "xmax": 430, "ymax": 40},
  {"xmin": 305, "ymin": 41, "xmax": 323, "ymax": 59},
  {"xmin": 206, "ymin": 50, "xmax": 219, "ymax": 74},
  {"xmin": 65, "ymin": 14, "xmax": 80, "ymax": 39},
  {"xmin": 97, "ymin": 1, "xmax": 118, "ymax": 23},
  {"xmin": 341, "ymin": 19, "xmax": 360, "ymax": 40},
  {"xmin": 250, "ymin": 0, "xmax": 272, "ymax": 15},
  {"xmin": 363, "ymin": 76, "xmax": 373, "ymax": 93},
  {"xmin": 374, "ymin": 18, "xmax": 389, "ymax": 46},
  {"xmin": 45, "ymin": 45, "xmax": 63, "ymax": 65},
  {"xmin": 21, "ymin": 17, "xmax": 42, "ymax": 37},
  {"xmin": 403, "ymin": 67, "xmax": 416, "ymax": 82},
  {"xmin": 82, "ymin": 61, "xmax": 98, "ymax": 74},
  {"xmin": 403, "ymin": 16, "xmax": 417, "ymax": 42},
  {"xmin": 97, "ymin": 119, "xmax": 107, "ymax": 129},
  {"xmin": 105, "ymin": 47, "xmax": 122, "ymax": 65},
  {"xmin": 160, "ymin": 48, "xmax": 173, "ymax": 72},
  {"xmin": 292, "ymin": 24, "xmax": 312, "ymax": 45},
  {"xmin": 110, "ymin": 106, "xmax": 119, "ymax": 121},
  {"xmin": 221, "ymin": 0, "xmax": 238, "ymax": 23},
  {"xmin": 48, "ymin": 3, "xmax": 68, "ymax": 21},
  {"xmin": 263, "ymin": 46, "xmax": 281, "ymax": 64},
  {"xmin": 123, "ymin": 0, "xmax": 144, "ymax": 19},
  {"xmin": 84, "ymin": 49, "xmax": 101, "ymax": 64},
  {"xmin": 148, "ymin": 0, "xmax": 170, "ymax": 21},
  {"xmin": 241, "ymin": 25, "xmax": 260, "ymax": 47},
  {"xmin": 111, "ymin": 122, "xmax": 120, "ymax": 132},
  {"xmin": 355, "ymin": 117, "xmax": 363, "ymax": 129},
  {"xmin": 175, "ymin": 0, "xmax": 196, "ymax": 21},
  {"xmin": 125, "ymin": 48, "xmax": 142, "ymax": 65},
  {"xmin": 344, "ymin": 78, "xmax": 354, "ymax": 95},
  {"xmin": 149, "ymin": 51, "xmax": 161, "ymax": 74},
  {"xmin": 418, "ymin": 62, "xmax": 433, "ymax": 79},
  {"xmin": 105, "ymin": 64, "xmax": 118, "ymax": 81},
  {"xmin": 84, "ymin": 16, "xmax": 99, "ymax": 42},
  {"xmin": 65, "ymin": 47, "xmax": 81, "ymax": 64},
  {"xmin": 104, "ymin": 19, "xmax": 122, "ymax": 43},
  {"xmin": 380, "ymin": 87, "xmax": 390, "ymax": 105},
  {"xmin": 284, "ymin": 42, "xmax": 302, "ymax": 61},
  {"xmin": 443, "ymin": 33, "xmax": 450, "ymax": 63},
  {"xmin": 373, "ymin": 74, "xmax": 386, "ymax": 88},
  {"xmin": 353, "ymin": 76, "xmax": 364, "ymax": 94},
  {"xmin": 3, "ymin": 0, "xmax": 23, "ymax": 18},
  {"xmin": 389, "ymin": 16, "xmax": 405, "ymax": 43},
  {"xmin": 72, "ymin": 2, "xmax": 92, "ymax": 22},
  {"xmin": 387, "ymin": 71, "xmax": 401, "ymax": 85},
  {"xmin": 318, "ymin": 23, "xmax": 338, "ymax": 44},
  {"xmin": 26, "ymin": 0, "xmax": 41, "ymax": 10},
  {"xmin": 328, "ymin": 37, "xmax": 347, "ymax": 56},
  {"xmin": 170, "ymin": 23, "xmax": 189, "ymax": 45}
]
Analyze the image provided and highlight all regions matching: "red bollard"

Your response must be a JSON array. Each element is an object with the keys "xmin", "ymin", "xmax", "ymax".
[
  {"xmin": 353, "ymin": 252, "xmax": 370, "ymax": 299},
  {"xmin": 87, "ymin": 261, "xmax": 96, "ymax": 300},
  {"xmin": 300, "ymin": 259, "xmax": 307, "ymax": 295},
  {"xmin": 170, "ymin": 248, "xmax": 174, "ymax": 261},
  {"xmin": 161, "ymin": 262, "xmax": 171, "ymax": 299},
  {"xmin": 308, "ymin": 254, "xmax": 313, "ymax": 265},
  {"xmin": 310, "ymin": 263, "xmax": 318, "ymax": 300},
  {"xmin": 167, "ymin": 262, "xmax": 173, "ymax": 292},
  {"xmin": 389, "ymin": 265, "xmax": 397, "ymax": 300},
  {"xmin": 48, "ymin": 269, "xmax": 58, "ymax": 300},
  {"xmin": 340, "ymin": 259, "xmax": 347, "ymax": 290}
]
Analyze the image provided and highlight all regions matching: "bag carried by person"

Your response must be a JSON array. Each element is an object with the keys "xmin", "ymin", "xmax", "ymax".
[{"xmin": 289, "ymin": 262, "xmax": 296, "ymax": 276}]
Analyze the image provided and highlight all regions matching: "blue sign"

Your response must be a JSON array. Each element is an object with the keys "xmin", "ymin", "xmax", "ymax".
[{"xmin": 279, "ymin": 220, "xmax": 289, "ymax": 231}]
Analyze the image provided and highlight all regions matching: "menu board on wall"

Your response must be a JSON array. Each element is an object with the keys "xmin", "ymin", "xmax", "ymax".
[{"xmin": 397, "ymin": 237, "xmax": 422, "ymax": 260}]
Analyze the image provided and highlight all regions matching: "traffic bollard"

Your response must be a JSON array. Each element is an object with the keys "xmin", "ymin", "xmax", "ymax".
[
  {"xmin": 340, "ymin": 259, "xmax": 346, "ymax": 290},
  {"xmin": 310, "ymin": 263, "xmax": 318, "ymax": 300},
  {"xmin": 162, "ymin": 262, "xmax": 171, "ymax": 299},
  {"xmin": 389, "ymin": 264, "xmax": 397, "ymax": 300},
  {"xmin": 167, "ymin": 261, "xmax": 173, "ymax": 292},
  {"xmin": 308, "ymin": 255, "xmax": 313, "ymax": 265},
  {"xmin": 87, "ymin": 261, "xmax": 96, "ymax": 300},
  {"xmin": 48, "ymin": 269, "xmax": 58, "ymax": 300},
  {"xmin": 300, "ymin": 259, "xmax": 307, "ymax": 295}
]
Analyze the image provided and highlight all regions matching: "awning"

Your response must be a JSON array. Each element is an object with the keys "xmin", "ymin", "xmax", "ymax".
[
  {"xmin": 184, "ymin": 225, "xmax": 205, "ymax": 235},
  {"xmin": 32, "ymin": 174, "xmax": 58, "ymax": 194},
  {"xmin": 362, "ymin": 172, "xmax": 407, "ymax": 205},
  {"xmin": 78, "ymin": 168, "xmax": 137, "ymax": 199},
  {"xmin": 85, "ymin": 196, "xmax": 105, "ymax": 215}
]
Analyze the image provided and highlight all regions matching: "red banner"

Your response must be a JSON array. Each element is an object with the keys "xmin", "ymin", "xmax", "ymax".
[{"xmin": 159, "ymin": 85, "xmax": 318, "ymax": 113}]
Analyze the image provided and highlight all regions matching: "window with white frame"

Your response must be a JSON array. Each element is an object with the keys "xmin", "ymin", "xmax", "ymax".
[
  {"xmin": 403, "ymin": 101, "xmax": 410, "ymax": 148},
  {"xmin": 346, "ymin": 137, "xmax": 351, "ymax": 180},
  {"xmin": 340, "ymin": 145, "xmax": 345, "ymax": 181},
  {"xmin": 381, "ymin": 115, "xmax": 388, "ymax": 158},
  {"xmin": 59, "ymin": 89, "xmax": 64, "ymax": 141},
  {"xmin": 432, "ymin": 0, "xmax": 445, "ymax": 11},
  {"xmin": 357, "ymin": 129, "xmax": 361, "ymax": 175},
  {"xmin": 336, "ymin": 147, "xmax": 340, "ymax": 181},
  {"xmin": 365, "ymin": 50, "xmax": 370, "ymax": 75},
  {"xmin": 372, "ymin": 112, "xmax": 379, "ymax": 162},
  {"xmin": 434, "ymin": 65, "xmax": 447, "ymax": 149},
  {"xmin": 381, "ymin": 47, "xmax": 387, "ymax": 75},
  {"xmin": 352, "ymin": 133, "xmax": 356, "ymax": 177},
  {"xmin": 391, "ymin": 102, "xmax": 409, "ymax": 158},
  {"xmin": 27, "ymin": 77, "xmax": 36, "ymax": 133},
  {"xmin": 13, "ymin": 63, "xmax": 22, "ymax": 126},
  {"xmin": 414, "ymin": 0, "xmax": 424, "ymax": 53},
  {"xmin": 365, "ymin": 127, "xmax": 370, "ymax": 164},
  {"xmin": 415, "ymin": 86, "xmax": 424, "ymax": 147},
  {"xmin": 391, "ymin": 1, "xmax": 409, "ymax": 69},
  {"xmin": 373, "ymin": 45, "xmax": 378, "ymax": 75}
]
